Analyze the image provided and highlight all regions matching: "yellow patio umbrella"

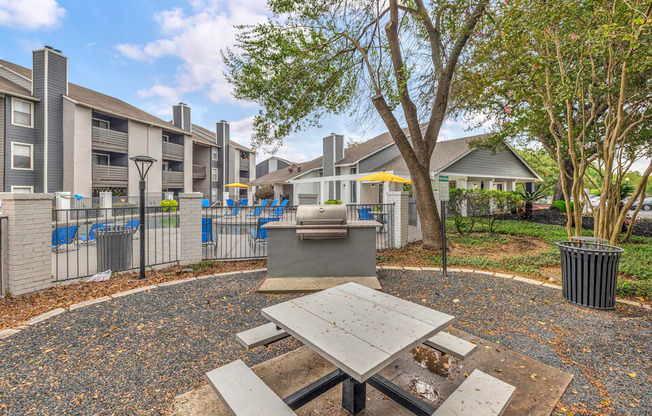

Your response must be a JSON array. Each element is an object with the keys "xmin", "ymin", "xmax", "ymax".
[
  {"xmin": 356, "ymin": 170, "xmax": 412, "ymax": 184},
  {"xmin": 224, "ymin": 182, "xmax": 250, "ymax": 188}
]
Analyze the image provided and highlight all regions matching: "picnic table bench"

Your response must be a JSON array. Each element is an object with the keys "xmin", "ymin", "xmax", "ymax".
[{"xmin": 207, "ymin": 283, "xmax": 515, "ymax": 416}]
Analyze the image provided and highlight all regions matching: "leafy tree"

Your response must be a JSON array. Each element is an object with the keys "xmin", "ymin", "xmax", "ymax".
[
  {"xmin": 255, "ymin": 186, "xmax": 275, "ymax": 200},
  {"xmin": 455, "ymin": 0, "xmax": 651, "ymax": 243},
  {"xmin": 223, "ymin": 0, "xmax": 489, "ymax": 249}
]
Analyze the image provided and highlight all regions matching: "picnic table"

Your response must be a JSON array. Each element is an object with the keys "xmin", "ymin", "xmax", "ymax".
[
  {"xmin": 209, "ymin": 283, "xmax": 515, "ymax": 416},
  {"xmin": 261, "ymin": 282, "xmax": 455, "ymax": 414}
]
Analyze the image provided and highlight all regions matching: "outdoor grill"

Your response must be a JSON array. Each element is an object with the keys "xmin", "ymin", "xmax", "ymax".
[{"xmin": 296, "ymin": 205, "xmax": 348, "ymax": 240}]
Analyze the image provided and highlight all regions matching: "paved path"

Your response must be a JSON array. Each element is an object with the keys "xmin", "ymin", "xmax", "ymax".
[{"xmin": 0, "ymin": 270, "xmax": 649, "ymax": 415}]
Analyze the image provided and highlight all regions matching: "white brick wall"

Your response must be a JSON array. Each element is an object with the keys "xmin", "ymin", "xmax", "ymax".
[
  {"xmin": 0, "ymin": 193, "xmax": 53, "ymax": 296},
  {"xmin": 387, "ymin": 191, "xmax": 408, "ymax": 248},
  {"xmin": 178, "ymin": 193, "xmax": 203, "ymax": 266}
]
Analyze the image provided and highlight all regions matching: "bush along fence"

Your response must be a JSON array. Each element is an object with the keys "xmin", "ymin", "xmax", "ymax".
[{"xmin": 0, "ymin": 191, "xmax": 418, "ymax": 297}]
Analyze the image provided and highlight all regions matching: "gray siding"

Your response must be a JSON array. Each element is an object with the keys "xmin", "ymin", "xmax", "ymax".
[
  {"xmin": 278, "ymin": 159, "xmax": 290, "ymax": 170},
  {"xmin": 172, "ymin": 106, "xmax": 182, "ymax": 130},
  {"xmin": 0, "ymin": 97, "xmax": 4, "ymax": 190},
  {"xmin": 182, "ymin": 106, "xmax": 191, "ymax": 132},
  {"xmin": 335, "ymin": 134, "xmax": 344, "ymax": 162},
  {"xmin": 0, "ymin": 67, "xmax": 31, "ymax": 91},
  {"xmin": 216, "ymin": 121, "xmax": 229, "ymax": 202},
  {"xmin": 46, "ymin": 52, "xmax": 67, "ymax": 192},
  {"xmin": 358, "ymin": 143, "xmax": 400, "ymax": 173},
  {"xmin": 31, "ymin": 51, "xmax": 45, "ymax": 192},
  {"xmin": 4, "ymin": 96, "xmax": 37, "ymax": 191},
  {"xmin": 256, "ymin": 158, "xmax": 269, "ymax": 178},
  {"xmin": 322, "ymin": 135, "xmax": 334, "ymax": 177},
  {"xmin": 444, "ymin": 149, "xmax": 538, "ymax": 179}
]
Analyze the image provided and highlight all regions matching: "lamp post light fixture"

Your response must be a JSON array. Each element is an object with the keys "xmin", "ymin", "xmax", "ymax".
[{"xmin": 130, "ymin": 155, "xmax": 156, "ymax": 279}]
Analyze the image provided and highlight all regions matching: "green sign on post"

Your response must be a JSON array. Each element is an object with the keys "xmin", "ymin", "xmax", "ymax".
[{"xmin": 439, "ymin": 175, "xmax": 449, "ymax": 202}]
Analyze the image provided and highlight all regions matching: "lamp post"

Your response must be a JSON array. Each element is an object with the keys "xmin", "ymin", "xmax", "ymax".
[{"xmin": 130, "ymin": 155, "xmax": 156, "ymax": 279}]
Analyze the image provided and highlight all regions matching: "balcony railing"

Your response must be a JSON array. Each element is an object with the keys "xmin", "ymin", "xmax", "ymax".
[
  {"xmin": 193, "ymin": 164, "xmax": 206, "ymax": 179},
  {"xmin": 92, "ymin": 165, "xmax": 128, "ymax": 186},
  {"xmin": 162, "ymin": 141, "xmax": 184, "ymax": 161},
  {"xmin": 163, "ymin": 170, "xmax": 184, "ymax": 186},
  {"xmin": 239, "ymin": 158, "xmax": 250, "ymax": 170},
  {"xmin": 92, "ymin": 126, "xmax": 128, "ymax": 153}
]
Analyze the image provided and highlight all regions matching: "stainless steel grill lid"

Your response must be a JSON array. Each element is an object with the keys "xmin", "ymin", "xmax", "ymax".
[{"xmin": 296, "ymin": 205, "xmax": 347, "ymax": 240}]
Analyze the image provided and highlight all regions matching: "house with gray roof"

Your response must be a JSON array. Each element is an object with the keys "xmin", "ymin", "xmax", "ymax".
[
  {"xmin": 250, "ymin": 130, "xmax": 540, "ymax": 205},
  {"xmin": 0, "ymin": 46, "xmax": 254, "ymax": 203}
]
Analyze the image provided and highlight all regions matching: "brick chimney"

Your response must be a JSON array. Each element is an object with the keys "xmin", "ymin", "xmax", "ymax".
[{"xmin": 322, "ymin": 133, "xmax": 344, "ymax": 200}]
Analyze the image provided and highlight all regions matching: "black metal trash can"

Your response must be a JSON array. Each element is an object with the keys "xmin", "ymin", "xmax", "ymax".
[
  {"xmin": 97, "ymin": 226, "xmax": 133, "ymax": 272},
  {"xmin": 556, "ymin": 241, "xmax": 624, "ymax": 310}
]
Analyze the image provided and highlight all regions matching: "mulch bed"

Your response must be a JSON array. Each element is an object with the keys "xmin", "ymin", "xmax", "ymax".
[{"xmin": 0, "ymin": 260, "xmax": 266, "ymax": 331}]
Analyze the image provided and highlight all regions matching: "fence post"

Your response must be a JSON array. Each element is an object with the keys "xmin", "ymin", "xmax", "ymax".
[
  {"xmin": 386, "ymin": 191, "xmax": 408, "ymax": 248},
  {"xmin": 178, "ymin": 193, "xmax": 203, "ymax": 266},
  {"xmin": 0, "ymin": 193, "xmax": 53, "ymax": 296}
]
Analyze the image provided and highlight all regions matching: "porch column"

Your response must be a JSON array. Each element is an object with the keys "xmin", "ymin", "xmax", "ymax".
[
  {"xmin": 386, "ymin": 191, "xmax": 408, "ymax": 248},
  {"xmin": 456, "ymin": 178, "xmax": 468, "ymax": 217},
  {"xmin": 178, "ymin": 193, "xmax": 203, "ymax": 266}
]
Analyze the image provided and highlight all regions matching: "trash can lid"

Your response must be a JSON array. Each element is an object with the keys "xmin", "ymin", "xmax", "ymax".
[{"xmin": 556, "ymin": 241, "xmax": 624, "ymax": 253}]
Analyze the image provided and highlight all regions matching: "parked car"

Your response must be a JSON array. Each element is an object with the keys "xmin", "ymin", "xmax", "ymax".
[{"xmin": 630, "ymin": 197, "xmax": 652, "ymax": 211}]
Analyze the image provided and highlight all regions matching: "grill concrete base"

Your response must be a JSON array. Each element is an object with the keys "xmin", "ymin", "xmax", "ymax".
[
  {"xmin": 172, "ymin": 328, "xmax": 572, "ymax": 416},
  {"xmin": 258, "ymin": 276, "xmax": 382, "ymax": 293}
]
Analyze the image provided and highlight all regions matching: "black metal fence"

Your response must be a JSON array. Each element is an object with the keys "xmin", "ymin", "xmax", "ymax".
[
  {"xmin": 52, "ymin": 206, "xmax": 179, "ymax": 282},
  {"xmin": 201, "ymin": 203, "xmax": 395, "ymax": 260},
  {"xmin": 0, "ymin": 217, "xmax": 7, "ymax": 295}
]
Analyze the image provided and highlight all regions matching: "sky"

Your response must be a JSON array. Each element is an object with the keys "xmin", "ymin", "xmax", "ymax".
[{"xmin": 0, "ymin": 0, "xmax": 495, "ymax": 165}]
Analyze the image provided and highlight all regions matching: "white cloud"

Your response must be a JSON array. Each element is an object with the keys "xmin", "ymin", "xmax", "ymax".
[
  {"xmin": 115, "ymin": 0, "xmax": 269, "ymax": 106},
  {"xmin": 0, "ymin": 0, "xmax": 65, "ymax": 30}
]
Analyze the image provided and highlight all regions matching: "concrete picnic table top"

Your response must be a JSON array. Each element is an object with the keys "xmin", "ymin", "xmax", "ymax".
[{"xmin": 261, "ymin": 282, "xmax": 455, "ymax": 383}]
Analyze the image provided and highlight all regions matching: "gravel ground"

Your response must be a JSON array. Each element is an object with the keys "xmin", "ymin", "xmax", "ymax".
[{"xmin": 0, "ymin": 270, "xmax": 650, "ymax": 415}]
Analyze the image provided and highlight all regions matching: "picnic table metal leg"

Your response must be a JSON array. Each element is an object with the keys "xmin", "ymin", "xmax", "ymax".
[{"xmin": 342, "ymin": 377, "xmax": 366, "ymax": 414}]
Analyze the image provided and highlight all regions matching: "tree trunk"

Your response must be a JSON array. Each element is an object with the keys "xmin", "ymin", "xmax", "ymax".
[
  {"xmin": 552, "ymin": 158, "xmax": 574, "ymax": 201},
  {"xmin": 409, "ymin": 163, "xmax": 444, "ymax": 250}
]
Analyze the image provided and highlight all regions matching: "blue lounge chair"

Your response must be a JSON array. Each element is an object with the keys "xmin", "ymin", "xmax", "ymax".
[
  {"xmin": 271, "ymin": 200, "xmax": 289, "ymax": 217},
  {"xmin": 125, "ymin": 219, "xmax": 140, "ymax": 234},
  {"xmin": 202, "ymin": 199, "xmax": 210, "ymax": 208},
  {"xmin": 357, "ymin": 207, "xmax": 373, "ymax": 220},
  {"xmin": 267, "ymin": 199, "xmax": 278, "ymax": 208},
  {"xmin": 78, "ymin": 222, "xmax": 111, "ymax": 243},
  {"xmin": 259, "ymin": 199, "xmax": 269, "ymax": 207},
  {"xmin": 52, "ymin": 225, "xmax": 78, "ymax": 251},
  {"xmin": 202, "ymin": 218, "xmax": 217, "ymax": 256},
  {"xmin": 239, "ymin": 199, "xmax": 248, "ymax": 206},
  {"xmin": 226, "ymin": 199, "xmax": 235, "ymax": 207},
  {"xmin": 250, "ymin": 217, "xmax": 279, "ymax": 253},
  {"xmin": 246, "ymin": 206, "xmax": 265, "ymax": 217},
  {"xmin": 224, "ymin": 207, "xmax": 239, "ymax": 217}
]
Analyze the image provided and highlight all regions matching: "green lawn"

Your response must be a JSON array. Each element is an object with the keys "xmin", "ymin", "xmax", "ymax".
[{"xmin": 378, "ymin": 219, "xmax": 652, "ymax": 300}]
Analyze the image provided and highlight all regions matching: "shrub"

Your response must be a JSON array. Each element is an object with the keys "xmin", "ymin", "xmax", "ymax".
[
  {"xmin": 447, "ymin": 189, "xmax": 520, "ymax": 234},
  {"xmin": 255, "ymin": 186, "xmax": 275, "ymax": 200},
  {"xmin": 159, "ymin": 199, "xmax": 178, "ymax": 212},
  {"xmin": 325, "ymin": 199, "xmax": 342, "ymax": 204},
  {"xmin": 551, "ymin": 200, "xmax": 574, "ymax": 214}
]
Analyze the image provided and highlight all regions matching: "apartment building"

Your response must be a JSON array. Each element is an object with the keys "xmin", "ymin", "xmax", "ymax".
[
  {"xmin": 251, "ymin": 130, "xmax": 541, "ymax": 205},
  {"xmin": 0, "ymin": 46, "xmax": 254, "ymax": 202}
]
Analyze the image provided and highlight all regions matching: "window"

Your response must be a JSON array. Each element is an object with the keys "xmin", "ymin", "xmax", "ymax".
[
  {"xmin": 11, "ymin": 143, "xmax": 33, "ymax": 170},
  {"xmin": 11, "ymin": 186, "xmax": 33, "ymax": 194},
  {"xmin": 11, "ymin": 98, "xmax": 33, "ymax": 128},
  {"xmin": 212, "ymin": 147, "xmax": 218, "ymax": 161},
  {"xmin": 211, "ymin": 188, "xmax": 218, "ymax": 201},
  {"xmin": 92, "ymin": 118, "xmax": 110, "ymax": 129},
  {"xmin": 212, "ymin": 168, "xmax": 219, "ymax": 182},
  {"xmin": 162, "ymin": 135, "xmax": 170, "ymax": 142},
  {"xmin": 240, "ymin": 150, "xmax": 249, "ymax": 160},
  {"xmin": 92, "ymin": 153, "xmax": 109, "ymax": 166},
  {"xmin": 162, "ymin": 161, "xmax": 170, "ymax": 171},
  {"xmin": 350, "ymin": 181, "xmax": 357, "ymax": 203},
  {"xmin": 351, "ymin": 167, "xmax": 357, "ymax": 175}
]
